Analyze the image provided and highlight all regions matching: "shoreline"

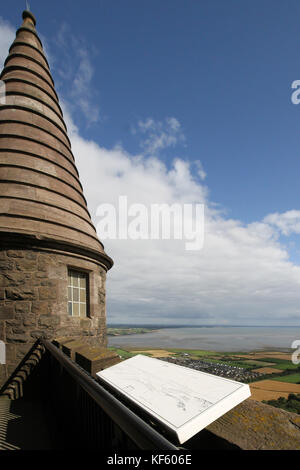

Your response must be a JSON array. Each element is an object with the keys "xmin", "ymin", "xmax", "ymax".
[
  {"xmin": 107, "ymin": 325, "xmax": 300, "ymax": 352},
  {"xmin": 108, "ymin": 341, "xmax": 295, "ymax": 354},
  {"xmin": 125, "ymin": 346, "xmax": 294, "ymax": 353}
]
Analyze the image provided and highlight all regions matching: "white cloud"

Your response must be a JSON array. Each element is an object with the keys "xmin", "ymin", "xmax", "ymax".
[
  {"xmin": 0, "ymin": 17, "xmax": 15, "ymax": 71},
  {"xmin": 194, "ymin": 160, "xmax": 207, "ymax": 181},
  {"xmin": 62, "ymin": 106, "xmax": 300, "ymax": 326},
  {"xmin": 133, "ymin": 117, "xmax": 186, "ymax": 155},
  {"xmin": 264, "ymin": 210, "xmax": 300, "ymax": 236},
  {"xmin": 70, "ymin": 48, "xmax": 99, "ymax": 124},
  {"xmin": 51, "ymin": 23, "xmax": 99, "ymax": 125}
]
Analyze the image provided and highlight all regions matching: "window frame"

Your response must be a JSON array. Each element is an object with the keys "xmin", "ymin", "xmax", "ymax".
[{"xmin": 67, "ymin": 268, "xmax": 90, "ymax": 318}]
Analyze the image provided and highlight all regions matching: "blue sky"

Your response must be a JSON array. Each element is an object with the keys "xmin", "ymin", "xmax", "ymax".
[
  {"xmin": 16, "ymin": 0, "xmax": 300, "ymax": 224},
  {"xmin": 2, "ymin": 1, "xmax": 300, "ymax": 326}
]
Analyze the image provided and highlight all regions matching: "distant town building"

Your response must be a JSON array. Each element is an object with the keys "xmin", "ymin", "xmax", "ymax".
[{"xmin": 0, "ymin": 10, "xmax": 113, "ymax": 387}]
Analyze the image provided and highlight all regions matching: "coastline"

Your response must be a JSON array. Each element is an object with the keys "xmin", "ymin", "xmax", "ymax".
[{"xmin": 107, "ymin": 325, "xmax": 300, "ymax": 352}]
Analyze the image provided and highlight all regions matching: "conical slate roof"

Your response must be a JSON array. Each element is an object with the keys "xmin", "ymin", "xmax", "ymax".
[{"xmin": 0, "ymin": 11, "xmax": 113, "ymax": 270}]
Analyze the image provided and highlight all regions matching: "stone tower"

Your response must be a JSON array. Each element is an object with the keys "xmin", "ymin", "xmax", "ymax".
[{"xmin": 0, "ymin": 10, "xmax": 113, "ymax": 386}]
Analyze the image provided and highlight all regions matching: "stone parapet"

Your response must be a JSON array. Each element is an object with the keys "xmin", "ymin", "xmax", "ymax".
[
  {"xmin": 75, "ymin": 348, "xmax": 121, "ymax": 377},
  {"xmin": 61, "ymin": 339, "xmax": 89, "ymax": 360},
  {"xmin": 56, "ymin": 338, "xmax": 121, "ymax": 377},
  {"xmin": 207, "ymin": 397, "xmax": 300, "ymax": 450},
  {"xmin": 53, "ymin": 338, "xmax": 121, "ymax": 377}
]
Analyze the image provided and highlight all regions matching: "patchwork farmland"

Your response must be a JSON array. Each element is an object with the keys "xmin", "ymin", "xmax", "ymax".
[{"xmin": 109, "ymin": 342, "xmax": 300, "ymax": 407}]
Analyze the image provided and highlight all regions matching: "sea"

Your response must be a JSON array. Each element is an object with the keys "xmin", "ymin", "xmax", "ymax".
[{"xmin": 108, "ymin": 326, "xmax": 300, "ymax": 352}]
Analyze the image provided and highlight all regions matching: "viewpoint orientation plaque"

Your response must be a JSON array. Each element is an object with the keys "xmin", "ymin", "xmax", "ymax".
[{"xmin": 97, "ymin": 355, "xmax": 251, "ymax": 444}]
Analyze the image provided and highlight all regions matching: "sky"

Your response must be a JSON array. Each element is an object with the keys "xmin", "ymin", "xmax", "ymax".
[{"xmin": 1, "ymin": 0, "xmax": 300, "ymax": 326}]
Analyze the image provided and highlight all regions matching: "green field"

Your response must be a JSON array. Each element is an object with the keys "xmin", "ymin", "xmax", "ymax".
[
  {"xmin": 271, "ymin": 373, "xmax": 300, "ymax": 384},
  {"xmin": 259, "ymin": 358, "xmax": 291, "ymax": 364},
  {"xmin": 256, "ymin": 358, "xmax": 299, "ymax": 371},
  {"xmin": 109, "ymin": 347, "xmax": 137, "ymax": 359},
  {"xmin": 270, "ymin": 363, "xmax": 299, "ymax": 371},
  {"xmin": 243, "ymin": 360, "xmax": 276, "ymax": 367},
  {"xmin": 168, "ymin": 349, "xmax": 217, "ymax": 357}
]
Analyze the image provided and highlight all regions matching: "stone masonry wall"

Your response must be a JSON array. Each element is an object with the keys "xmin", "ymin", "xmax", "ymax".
[{"xmin": 0, "ymin": 247, "xmax": 107, "ymax": 387}]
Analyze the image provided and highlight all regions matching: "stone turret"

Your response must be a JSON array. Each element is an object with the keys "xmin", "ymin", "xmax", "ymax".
[{"xmin": 0, "ymin": 10, "xmax": 113, "ymax": 386}]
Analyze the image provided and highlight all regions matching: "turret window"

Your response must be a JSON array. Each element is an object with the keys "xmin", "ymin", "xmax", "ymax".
[{"xmin": 68, "ymin": 270, "xmax": 88, "ymax": 317}]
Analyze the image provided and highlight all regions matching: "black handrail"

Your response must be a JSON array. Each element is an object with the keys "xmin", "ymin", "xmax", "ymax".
[{"xmin": 41, "ymin": 339, "xmax": 179, "ymax": 450}]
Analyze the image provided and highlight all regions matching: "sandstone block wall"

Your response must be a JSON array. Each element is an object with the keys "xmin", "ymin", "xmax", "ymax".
[{"xmin": 0, "ymin": 247, "xmax": 107, "ymax": 387}]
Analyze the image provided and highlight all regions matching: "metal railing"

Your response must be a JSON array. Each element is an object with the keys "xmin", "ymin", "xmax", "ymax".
[
  {"xmin": 39, "ymin": 339, "xmax": 179, "ymax": 450},
  {"xmin": 0, "ymin": 340, "xmax": 44, "ymax": 399}
]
